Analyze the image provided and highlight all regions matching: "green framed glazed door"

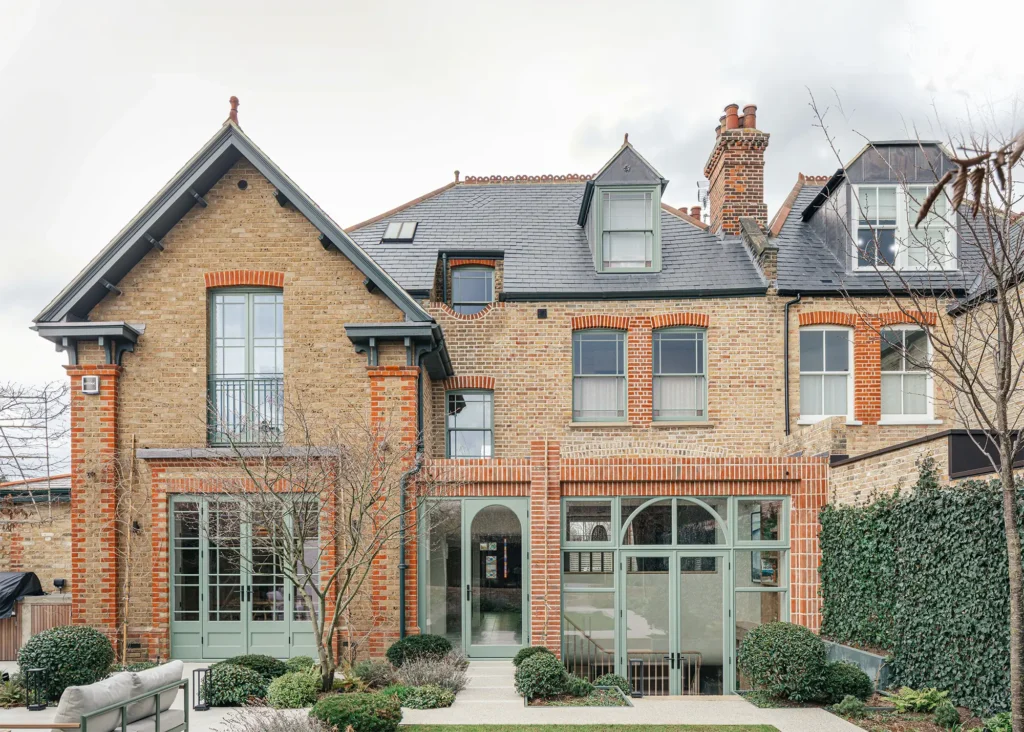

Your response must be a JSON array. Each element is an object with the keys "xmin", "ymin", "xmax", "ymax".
[
  {"xmin": 246, "ymin": 513, "xmax": 289, "ymax": 657},
  {"xmin": 462, "ymin": 498, "xmax": 528, "ymax": 658},
  {"xmin": 169, "ymin": 498, "xmax": 203, "ymax": 659},
  {"xmin": 620, "ymin": 552, "xmax": 674, "ymax": 695},
  {"xmin": 677, "ymin": 551, "xmax": 729, "ymax": 695},
  {"xmin": 203, "ymin": 499, "xmax": 247, "ymax": 659}
]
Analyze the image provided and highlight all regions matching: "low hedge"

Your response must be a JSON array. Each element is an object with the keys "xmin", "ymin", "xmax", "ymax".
[
  {"xmin": 219, "ymin": 654, "xmax": 289, "ymax": 681},
  {"xmin": 385, "ymin": 635, "xmax": 451, "ymax": 667},
  {"xmin": 203, "ymin": 664, "xmax": 268, "ymax": 706},
  {"xmin": 594, "ymin": 673, "xmax": 631, "ymax": 696},
  {"xmin": 820, "ymin": 459, "xmax": 1024, "ymax": 714},
  {"xmin": 309, "ymin": 691, "xmax": 402, "ymax": 732},
  {"xmin": 17, "ymin": 625, "xmax": 115, "ymax": 701}
]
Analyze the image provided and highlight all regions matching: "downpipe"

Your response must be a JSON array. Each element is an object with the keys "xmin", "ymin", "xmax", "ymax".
[{"xmin": 783, "ymin": 293, "xmax": 801, "ymax": 435}]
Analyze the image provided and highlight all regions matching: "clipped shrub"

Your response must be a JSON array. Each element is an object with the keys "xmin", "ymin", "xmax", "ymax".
[
  {"xmin": 593, "ymin": 673, "xmax": 631, "ymax": 696},
  {"xmin": 983, "ymin": 711, "xmax": 1012, "ymax": 732},
  {"xmin": 220, "ymin": 654, "xmax": 289, "ymax": 681},
  {"xmin": 385, "ymin": 634, "xmax": 452, "ymax": 667},
  {"xmin": 380, "ymin": 683, "xmax": 416, "ymax": 703},
  {"xmin": 219, "ymin": 707, "xmax": 333, "ymax": 732},
  {"xmin": 405, "ymin": 684, "xmax": 456, "ymax": 709},
  {"xmin": 513, "ymin": 646, "xmax": 553, "ymax": 667},
  {"xmin": 203, "ymin": 664, "xmax": 268, "ymax": 706},
  {"xmin": 397, "ymin": 651, "xmax": 468, "ymax": 693},
  {"xmin": 285, "ymin": 656, "xmax": 317, "ymax": 674},
  {"xmin": 267, "ymin": 671, "xmax": 320, "ymax": 709},
  {"xmin": 0, "ymin": 679, "xmax": 26, "ymax": 708},
  {"xmin": 309, "ymin": 691, "xmax": 402, "ymax": 732},
  {"xmin": 514, "ymin": 652, "xmax": 568, "ymax": 699},
  {"xmin": 353, "ymin": 659, "xmax": 397, "ymax": 689},
  {"xmin": 934, "ymin": 700, "xmax": 962, "ymax": 729},
  {"xmin": 737, "ymin": 622, "xmax": 827, "ymax": 702},
  {"xmin": 888, "ymin": 686, "xmax": 949, "ymax": 713},
  {"xmin": 832, "ymin": 694, "xmax": 867, "ymax": 719},
  {"xmin": 821, "ymin": 661, "xmax": 874, "ymax": 703},
  {"xmin": 565, "ymin": 674, "xmax": 594, "ymax": 697},
  {"xmin": 17, "ymin": 625, "xmax": 115, "ymax": 701}
]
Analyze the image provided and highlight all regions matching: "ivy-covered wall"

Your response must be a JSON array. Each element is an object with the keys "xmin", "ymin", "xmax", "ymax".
[{"xmin": 819, "ymin": 459, "xmax": 1024, "ymax": 714}]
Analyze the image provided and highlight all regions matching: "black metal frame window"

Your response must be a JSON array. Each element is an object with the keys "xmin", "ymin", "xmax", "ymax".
[
  {"xmin": 451, "ymin": 267, "xmax": 494, "ymax": 315},
  {"xmin": 208, "ymin": 289, "xmax": 284, "ymax": 445},
  {"xmin": 573, "ymin": 330, "xmax": 626, "ymax": 421},
  {"xmin": 446, "ymin": 390, "xmax": 494, "ymax": 457},
  {"xmin": 653, "ymin": 328, "xmax": 706, "ymax": 420}
]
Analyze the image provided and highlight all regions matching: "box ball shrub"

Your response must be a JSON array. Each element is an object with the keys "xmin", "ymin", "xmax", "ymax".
[
  {"xmin": 17, "ymin": 625, "xmax": 115, "ymax": 701},
  {"xmin": 934, "ymin": 700, "xmax": 961, "ymax": 729},
  {"xmin": 737, "ymin": 621, "xmax": 828, "ymax": 702},
  {"xmin": 833, "ymin": 694, "xmax": 867, "ymax": 719},
  {"xmin": 309, "ymin": 691, "xmax": 402, "ymax": 732},
  {"xmin": 220, "ymin": 654, "xmax": 289, "ymax": 681},
  {"xmin": 565, "ymin": 674, "xmax": 594, "ymax": 697},
  {"xmin": 514, "ymin": 652, "xmax": 568, "ymax": 699},
  {"xmin": 267, "ymin": 670, "xmax": 320, "ymax": 709},
  {"xmin": 204, "ymin": 664, "xmax": 268, "ymax": 706},
  {"xmin": 821, "ymin": 661, "xmax": 874, "ymax": 703},
  {"xmin": 593, "ymin": 673, "xmax": 631, "ymax": 696},
  {"xmin": 512, "ymin": 646, "xmax": 552, "ymax": 667},
  {"xmin": 385, "ymin": 634, "xmax": 452, "ymax": 667}
]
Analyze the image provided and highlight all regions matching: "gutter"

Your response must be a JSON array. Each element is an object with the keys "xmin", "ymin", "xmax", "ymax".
[
  {"xmin": 783, "ymin": 293, "xmax": 801, "ymax": 435},
  {"xmin": 501, "ymin": 287, "xmax": 767, "ymax": 302}
]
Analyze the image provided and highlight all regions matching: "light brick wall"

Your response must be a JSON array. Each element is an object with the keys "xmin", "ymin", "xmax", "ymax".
[
  {"xmin": 0, "ymin": 503, "xmax": 72, "ymax": 589},
  {"xmin": 829, "ymin": 437, "xmax": 949, "ymax": 505}
]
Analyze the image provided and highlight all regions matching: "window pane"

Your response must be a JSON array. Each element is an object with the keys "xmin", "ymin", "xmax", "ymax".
[
  {"xmin": 880, "ymin": 329, "xmax": 903, "ymax": 372},
  {"xmin": 654, "ymin": 375, "xmax": 704, "ymax": 418},
  {"xmin": 621, "ymin": 499, "xmax": 672, "ymax": 545},
  {"xmin": 603, "ymin": 231, "xmax": 649, "ymax": 266},
  {"xmin": 565, "ymin": 501, "xmax": 612, "ymax": 543},
  {"xmin": 824, "ymin": 331, "xmax": 849, "ymax": 372},
  {"xmin": 799, "ymin": 330, "xmax": 823, "ymax": 372},
  {"xmin": 677, "ymin": 498, "xmax": 726, "ymax": 545},
  {"xmin": 452, "ymin": 430, "xmax": 491, "ymax": 457},
  {"xmin": 423, "ymin": 501, "xmax": 461, "ymax": 645},
  {"xmin": 823, "ymin": 375, "xmax": 847, "ymax": 415},
  {"xmin": 881, "ymin": 374, "xmax": 903, "ymax": 415},
  {"xmin": 399, "ymin": 221, "xmax": 417, "ymax": 239},
  {"xmin": 858, "ymin": 187, "xmax": 876, "ymax": 226},
  {"xmin": 383, "ymin": 222, "xmax": 402, "ymax": 239},
  {"xmin": 800, "ymin": 374, "xmax": 823, "ymax": 416},
  {"xmin": 877, "ymin": 187, "xmax": 897, "ymax": 225},
  {"xmin": 562, "ymin": 551, "xmax": 615, "ymax": 588},
  {"xmin": 656, "ymin": 331, "xmax": 702, "ymax": 375},
  {"xmin": 217, "ymin": 295, "xmax": 246, "ymax": 338},
  {"xmin": 573, "ymin": 376, "xmax": 624, "ymax": 419},
  {"xmin": 905, "ymin": 329, "xmax": 928, "ymax": 369},
  {"xmin": 737, "ymin": 499, "xmax": 783, "ymax": 542},
  {"xmin": 736, "ymin": 550, "xmax": 783, "ymax": 588},
  {"xmin": 903, "ymin": 374, "xmax": 928, "ymax": 414},
  {"xmin": 448, "ymin": 392, "xmax": 491, "ymax": 429},
  {"xmin": 575, "ymin": 333, "xmax": 624, "ymax": 376},
  {"xmin": 453, "ymin": 269, "xmax": 493, "ymax": 304},
  {"xmin": 563, "ymin": 591, "xmax": 616, "ymax": 680},
  {"xmin": 736, "ymin": 591, "xmax": 783, "ymax": 690},
  {"xmin": 604, "ymin": 191, "xmax": 650, "ymax": 229}
]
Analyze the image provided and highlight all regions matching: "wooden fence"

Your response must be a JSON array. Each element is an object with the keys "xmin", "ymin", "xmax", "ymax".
[{"xmin": 0, "ymin": 596, "xmax": 72, "ymax": 660}]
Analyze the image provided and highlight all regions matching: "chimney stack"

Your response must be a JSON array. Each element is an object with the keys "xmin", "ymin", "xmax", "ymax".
[
  {"xmin": 702, "ymin": 102, "xmax": 769, "ymax": 236},
  {"xmin": 690, "ymin": 206, "xmax": 701, "ymax": 220}
]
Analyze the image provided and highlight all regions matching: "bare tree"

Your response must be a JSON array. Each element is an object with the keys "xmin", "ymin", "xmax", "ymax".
[
  {"xmin": 809, "ymin": 92, "xmax": 1024, "ymax": 728},
  {"xmin": 198, "ymin": 396, "xmax": 453, "ymax": 691}
]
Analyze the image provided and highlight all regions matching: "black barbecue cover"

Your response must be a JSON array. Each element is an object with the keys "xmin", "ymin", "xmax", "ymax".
[{"xmin": 0, "ymin": 572, "xmax": 44, "ymax": 619}]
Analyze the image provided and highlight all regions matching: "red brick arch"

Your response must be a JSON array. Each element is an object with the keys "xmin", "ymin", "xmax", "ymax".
[
  {"xmin": 449, "ymin": 259, "xmax": 497, "ymax": 268},
  {"xmin": 651, "ymin": 312, "xmax": 710, "ymax": 329},
  {"xmin": 204, "ymin": 270, "xmax": 285, "ymax": 288},
  {"xmin": 798, "ymin": 311, "xmax": 857, "ymax": 328},
  {"xmin": 878, "ymin": 310, "xmax": 937, "ymax": 327},
  {"xmin": 571, "ymin": 314, "xmax": 629, "ymax": 331},
  {"xmin": 443, "ymin": 375, "xmax": 495, "ymax": 391}
]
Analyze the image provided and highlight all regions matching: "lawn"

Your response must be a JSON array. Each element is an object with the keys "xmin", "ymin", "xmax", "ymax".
[{"xmin": 404, "ymin": 726, "xmax": 779, "ymax": 732}]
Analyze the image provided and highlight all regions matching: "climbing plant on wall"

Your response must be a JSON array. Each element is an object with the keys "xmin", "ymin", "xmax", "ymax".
[{"xmin": 820, "ymin": 459, "xmax": 1024, "ymax": 715}]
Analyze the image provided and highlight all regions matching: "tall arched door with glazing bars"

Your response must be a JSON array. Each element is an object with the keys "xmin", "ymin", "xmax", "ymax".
[
  {"xmin": 561, "ymin": 496, "xmax": 789, "ymax": 696},
  {"xmin": 168, "ymin": 495, "xmax": 319, "ymax": 660}
]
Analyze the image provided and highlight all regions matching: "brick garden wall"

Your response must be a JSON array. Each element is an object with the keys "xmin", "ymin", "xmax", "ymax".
[{"xmin": 0, "ymin": 503, "xmax": 72, "ymax": 589}]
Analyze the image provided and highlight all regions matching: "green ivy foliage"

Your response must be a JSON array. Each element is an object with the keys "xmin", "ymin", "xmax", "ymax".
[{"xmin": 819, "ymin": 459, "xmax": 1024, "ymax": 715}]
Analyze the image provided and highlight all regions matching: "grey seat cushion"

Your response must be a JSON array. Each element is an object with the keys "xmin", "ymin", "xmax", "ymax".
[
  {"xmin": 125, "ymin": 661, "xmax": 184, "ymax": 722},
  {"xmin": 52, "ymin": 672, "xmax": 139, "ymax": 732},
  {"xmin": 124, "ymin": 708, "xmax": 186, "ymax": 732}
]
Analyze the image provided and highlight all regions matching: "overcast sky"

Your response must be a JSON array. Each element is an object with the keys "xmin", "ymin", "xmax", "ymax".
[{"xmin": 2, "ymin": 0, "xmax": 1022, "ymax": 390}]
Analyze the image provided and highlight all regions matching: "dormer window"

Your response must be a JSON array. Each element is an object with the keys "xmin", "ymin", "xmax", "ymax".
[
  {"xmin": 601, "ymin": 190, "xmax": 655, "ymax": 269},
  {"xmin": 853, "ymin": 185, "xmax": 956, "ymax": 271},
  {"xmin": 382, "ymin": 221, "xmax": 417, "ymax": 242}
]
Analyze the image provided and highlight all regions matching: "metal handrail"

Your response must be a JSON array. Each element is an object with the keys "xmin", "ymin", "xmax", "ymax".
[{"xmin": 207, "ymin": 374, "xmax": 284, "ymax": 445}]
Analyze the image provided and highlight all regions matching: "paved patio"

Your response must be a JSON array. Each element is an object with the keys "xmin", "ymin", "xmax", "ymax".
[{"xmin": 0, "ymin": 660, "xmax": 862, "ymax": 732}]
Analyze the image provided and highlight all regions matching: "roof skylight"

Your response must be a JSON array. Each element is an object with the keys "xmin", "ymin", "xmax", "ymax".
[{"xmin": 382, "ymin": 221, "xmax": 418, "ymax": 241}]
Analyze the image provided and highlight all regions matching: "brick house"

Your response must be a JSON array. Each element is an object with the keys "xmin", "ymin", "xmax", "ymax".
[{"xmin": 30, "ymin": 99, "xmax": 982, "ymax": 695}]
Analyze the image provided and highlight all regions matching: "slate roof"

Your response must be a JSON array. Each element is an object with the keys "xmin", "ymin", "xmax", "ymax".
[
  {"xmin": 775, "ymin": 180, "xmax": 981, "ymax": 295},
  {"xmin": 348, "ymin": 182, "xmax": 766, "ymax": 298}
]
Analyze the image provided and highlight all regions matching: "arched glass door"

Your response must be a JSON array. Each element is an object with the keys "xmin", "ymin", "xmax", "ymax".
[{"xmin": 463, "ymin": 499, "xmax": 528, "ymax": 657}]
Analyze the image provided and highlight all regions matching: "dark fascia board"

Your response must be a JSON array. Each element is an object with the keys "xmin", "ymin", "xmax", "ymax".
[
  {"xmin": 36, "ymin": 123, "xmax": 433, "ymax": 324},
  {"xmin": 830, "ymin": 430, "xmax": 952, "ymax": 468},
  {"xmin": 344, "ymin": 322, "xmax": 453, "ymax": 379},
  {"xmin": 439, "ymin": 249, "xmax": 506, "ymax": 259},
  {"xmin": 31, "ymin": 321, "xmax": 142, "ymax": 344},
  {"xmin": 502, "ymin": 287, "xmax": 767, "ymax": 301},
  {"xmin": 800, "ymin": 169, "xmax": 846, "ymax": 221},
  {"xmin": 776, "ymin": 286, "xmax": 968, "ymax": 298}
]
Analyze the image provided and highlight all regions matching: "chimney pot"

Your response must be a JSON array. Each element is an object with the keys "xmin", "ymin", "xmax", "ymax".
[
  {"xmin": 742, "ymin": 104, "xmax": 757, "ymax": 129},
  {"xmin": 228, "ymin": 96, "xmax": 240, "ymax": 126},
  {"xmin": 690, "ymin": 206, "xmax": 701, "ymax": 219},
  {"xmin": 724, "ymin": 104, "xmax": 740, "ymax": 130}
]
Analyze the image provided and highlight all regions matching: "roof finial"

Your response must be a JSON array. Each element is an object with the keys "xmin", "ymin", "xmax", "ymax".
[
  {"xmin": 454, "ymin": 170, "xmax": 460, "ymax": 183},
  {"xmin": 623, "ymin": 133, "xmax": 629, "ymax": 145},
  {"xmin": 228, "ymin": 96, "xmax": 240, "ymax": 126}
]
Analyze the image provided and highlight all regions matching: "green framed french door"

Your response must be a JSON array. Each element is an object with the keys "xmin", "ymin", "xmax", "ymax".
[
  {"xmin": 618, "ymin": 551, "xmax": 730, "ymax": 696},
  {"xmin": 462, "ymin": 499, "xmax": 529, "ymax": 658},
  {"xmin": 169, "ymin": 495, "xmax": 318, "ymax": 660}
]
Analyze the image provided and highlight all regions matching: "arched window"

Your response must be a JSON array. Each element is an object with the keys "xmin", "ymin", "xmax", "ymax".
[{"xmin": 620, "ymin": 498, "xmax": 727, "ymax": 546}]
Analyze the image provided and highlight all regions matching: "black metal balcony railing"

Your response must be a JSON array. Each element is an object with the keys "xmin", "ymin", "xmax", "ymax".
[{"xmin": 208, "ymin": 374, "xmax": 284, "ymax": 445}]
